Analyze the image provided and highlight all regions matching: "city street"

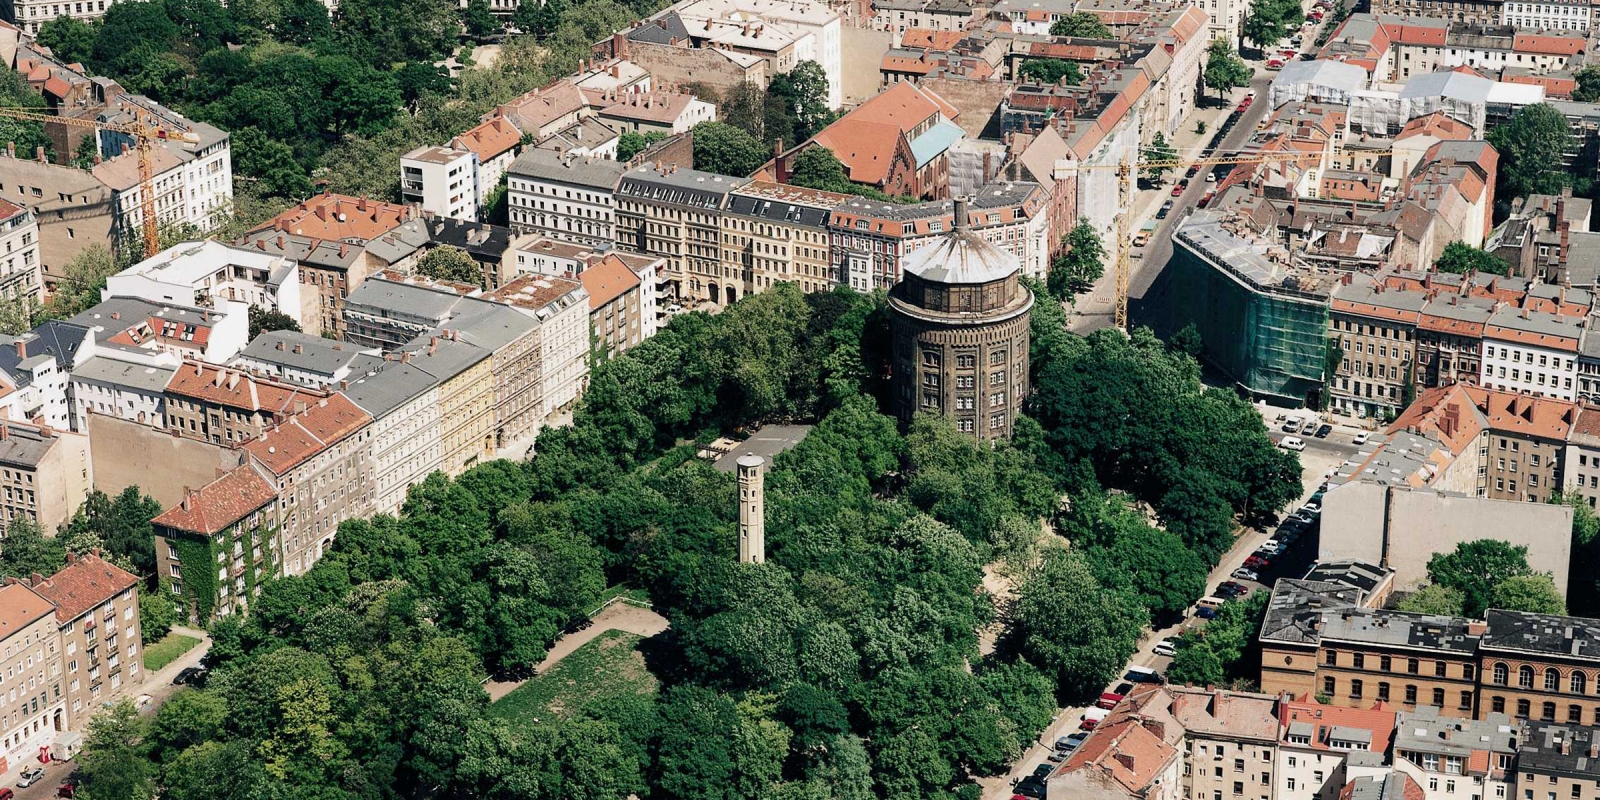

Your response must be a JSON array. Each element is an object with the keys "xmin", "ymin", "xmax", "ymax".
[
  {"xmin": 1068, "ymin": 75, "xmax": 1275, "ymax": 335},
  {"xmin": 6, "ymin": 628, "xmax": 212, "ymax": 800},
  {"xmin": 979, "ymin": 408, "xmax": 1362, "ymax": 799}
]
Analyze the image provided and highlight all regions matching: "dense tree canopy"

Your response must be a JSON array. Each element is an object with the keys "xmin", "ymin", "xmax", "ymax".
[
  {"xmin": 1048, "ymin": 220, "xmax": 1105, "ymax": 300},
  {"xmin": 691, "ymin": 121, "xmax": 769, "ymax": 177},
  {"xmin": 1241, "ymin": 0, "xmax": 1305, "ymax": 50},
  {"xmin": 1017, "ymin": 59, "xmax": 1082, "ymax": 86},
  {"xmin": 1203, "ymin": 40, "xmax": 1252, "ymax": 96},
  {"xmin": 417, "ymin": 246, "xmax": 483, "ymax": 286},
  {"xmin": 1490, "ymin": 104, "xmax": 1578, "ymax": 199},
  {"xmin": 1048, "ymin": 12, "xmax": 1114, "ymax": 38},
  {"xmin": 69, "ymin": 268, "xmax": 1300, "ymax": 798},
  {"xmin": 1435, "ymin": 241, "xmax": 1512, "ymax": 276},
  {"xmin": 1426, "ymin": 540, "xmax": 1537, "ymax": 617}
]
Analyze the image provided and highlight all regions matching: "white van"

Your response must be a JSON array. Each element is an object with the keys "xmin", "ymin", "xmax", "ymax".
[{"xmin": 1280, "ymin": 436, "xmax": 1306, "ymax": 451}]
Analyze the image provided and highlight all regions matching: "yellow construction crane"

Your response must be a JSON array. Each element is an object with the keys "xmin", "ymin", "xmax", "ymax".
[
  {"xmin": 0, "ymin": 107, "xmax": 199, "ymax": 259},
  {"xmin": 1074, "ymin": 148, "xmax": 1381, "ymax": 330}
]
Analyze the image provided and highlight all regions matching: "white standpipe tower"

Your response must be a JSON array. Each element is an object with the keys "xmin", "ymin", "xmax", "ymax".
[{"xmin": 736, "ymin": 452, "xmax": 765, "ymax": 564}]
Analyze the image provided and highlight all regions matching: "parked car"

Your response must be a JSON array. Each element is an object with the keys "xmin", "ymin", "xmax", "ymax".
[
  {"xmin": 1205, "ymin": 171, "xmax": 1217, "ymax": 183},
  {"xmin": 57, "ymin": 786, "xmax": 76, "ymax": 800},
  {"xmin": 1279, "ymin": 436, "xmax": 1305, "ymax": 451},
  {"xmin": 1259, "ymin": 540, "xmax": 1283, "ymax": 554},
  {"xmin": 1114, "ymin": 682, "xmax": 1134, "ymax": 695},
  {"xmin": 1353, "ymin": 431, "xmax": 1370, "ymax": 445},
  {"xmin": 1243, "ymin": 554, "xmax": 1269, "ymax": 570},
  {"xmin": 1033, "ymin": 764, "xmax": 1055, "ymax": 779},
  {"xmin": 1097, "ymin": 691, "xmax": 1125, "ymax": 709},
  {"xmin": 1217, "ymin": 580, "xmax": 1248, "ymax": 597},
  {"xmin": 1125, "ymin": 666, "xmax": 1162, "ymax": 683},
  {"xmin": 1281, "ymin": 420, "xmax": 1301, "ymax": 432},
  {"xmin": 173, "ymin": 666, "xmax": 208, "ymax": 687},
  {"xmin": 1153, "ymin": 639, "xmax": 1178, "ymax": 657},
  {"xmin": 1194, "ymin": 605, "xmax": 1218, "ymax": 619},
  {"xmin": 1300, "ymin": 419, "xmax": 1320, "ymax": 434},
  {"xmin": 1079, "ymin": 717, "xmax": 1101, "ymax": 731},
  {"xmin": 1156, "ymin": 201, "xmax": 1173, "ymax": 219},
  {"xmin": 1232, "ymin": 567, "xmax": 1260, "ymax": 582},
  {"xmin": 17, "ymin": 768, "xmax": 43, "ymax": 788},
  {"xmin": 1300, "ymin": 503, "xmax": 1322, "ymax": 516},
  {"xmin": 1064, "ymin": 732, "xmax": 1089, "ymax": 751},
  {"xmin": 1171, "ymin": 183, "xmax": 1186, "ymax": 197},
  {"xmin": 1015, "ymin": 777, "xmax": 1046, "ymax": 798},
  {"xmin": 1315, "ymin": 424, "xmax": 1333, "ymax": 438}
]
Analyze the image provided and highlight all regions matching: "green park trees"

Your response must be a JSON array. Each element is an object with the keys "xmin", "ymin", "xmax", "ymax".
[
  {"xmin": 1242, "ymin": 0, "xmax": 1305, "ymax": 52},
  {"xmin": 1049, "ymin": 11, "xmax": 1114, "ymax": 38},
  {"xmin": 691, "ymin": 121, "xmax": 769, "ymax": 177},
  {"xmin": 1048, "ymin": 220, "xmax": 1105, "ymax": 300},
  {"xmin": 1490, "ymin": 104, "xmax": 1578, "ymax": 199},
  {"xmin": 1434, "ymin": 241, "xmax": 1511, "ymax": 276},
  {"xmin": 1203, "ymin": 39, "xmax": 1252, "ymax": 98},
  {"xmin": 66, "ymin": 275, "xmax": 1303, "ymax": 799},
  {"xmin": 417, "ymin": 246, "xmax": 483, "ymax": 286}
]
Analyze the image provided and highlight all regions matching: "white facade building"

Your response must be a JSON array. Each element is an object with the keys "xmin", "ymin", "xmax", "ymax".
[
  {"xmin": 506, "ymin": 149, "xmax": 627, "ymax": 247},
  {"xmin": 0, "ymin": 203, "xmax": 41, "ymax": 304},
  {"xmin": 69, "ymin": 356, "xmax": 174, "ymax": 430},
  {"xmin": 1501, "ymin": 0, "xmax": 1596, "ymax": 31},
  {"xmin": 105, "ymin": 240, "xmax": 302, "ymax": 325},
  {"xmin": 1479, "ymin": 307, "xmax": 1582, "ymax": 401},
  {"xmin": 669, "ymin": 0, "xmax": 844, "ymax": 108},
  {"xmin": 401, "ymin": 146, "xmax": 480, "ymax": 222},
  {"xmin": 341, "ymin": 357, "xmax": 444, "ymax": 515}
]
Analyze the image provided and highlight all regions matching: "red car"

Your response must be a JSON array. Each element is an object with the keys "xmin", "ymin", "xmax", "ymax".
[
  {"xmin": 1244, "ymin": 555, "xmax": 1269, "ymax": 570},
  {"xmin": 1097, "ymin": 692, "xmax": 1125, "ymax": 709},
  {"xmin": 1079, "ymin": 717, "xmax": 1100, "ymax": 731},
  {"xmin": 1171, "ymin": 183, "xmax": 1185, "ymax": 197}
]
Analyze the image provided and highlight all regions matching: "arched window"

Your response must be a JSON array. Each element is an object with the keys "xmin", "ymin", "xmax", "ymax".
[
  {"xmin": 1547, "ymin": 668, "xmax": 1562, "ymax": 692},
  {"xmin": 1494, "ymin": 663, "xmax": 1509, "ymax": 685},
  {"xmin": 1520, "ymin": 665, "xmax": 1535, "ymax": 688},
  {"xmin": 1573, "ymin": 672, "xmax": 1588, "ymax": 695}
]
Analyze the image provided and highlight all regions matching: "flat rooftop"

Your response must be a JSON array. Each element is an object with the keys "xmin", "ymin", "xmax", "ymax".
[{"xmin": 713, "ymin": 424, "xmax": 814, "ymax": 472}]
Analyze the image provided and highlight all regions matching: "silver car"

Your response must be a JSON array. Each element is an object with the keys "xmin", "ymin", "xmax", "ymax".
[{"xmin": 17, "ymin": 767, "xmax": 43, "ymax": 788}]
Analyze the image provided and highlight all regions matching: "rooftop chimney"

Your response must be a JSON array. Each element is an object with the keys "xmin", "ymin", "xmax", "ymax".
[{"xmin": 953, "ymin": 198, "xmax": 969, "ymax": 231}]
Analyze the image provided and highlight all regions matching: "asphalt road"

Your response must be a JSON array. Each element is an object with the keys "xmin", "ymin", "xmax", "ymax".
[{"xmin": 1132, "ymin": 73, "xmax": 1275, "ymax": 301}]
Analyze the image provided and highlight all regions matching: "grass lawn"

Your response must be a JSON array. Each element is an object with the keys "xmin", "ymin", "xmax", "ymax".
[
  {"xmin": 143, "ymin": 633, "xmax": 202, "ymax": 672},
  {"xmin": 489, "ymin": 630, "xmax": 657, "ymax": 725}
]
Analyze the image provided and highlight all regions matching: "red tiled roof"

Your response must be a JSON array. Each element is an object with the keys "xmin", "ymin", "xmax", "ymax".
[
  {"xmin": 451, "ymin": 117, "xmax": 521, "ymax": 161},
  {"xmin": 32, "ymin": 553, "xmax": 139, "ymax": 623},
  {"xmin": 1279, "ymin": 697, "xmax": 1398, "ymax": 753},
  {"xmin": 165, "ymin": 361, "xmax": 328, "ymax": 414},
  {"xmin": 1514, "ymin": 32, "xmax": 1585, "ymax": 56},
  {"xmin": 0, "ymin": 583, "xmax": 56, "ymax": 637},
  {"xmin": 250, "ymin": 193, "xmax": 412, "ymax": 243},
  {"xmin": 900, "ymin": 28, "xmax": 964, "ymax": 50},
  {"xmin": 580, "ymin": 254, "xmax": 641, "ymax": 311},
  {"xmin": 242, "ymin": 395, "xmax": 370, "ymax": 476},
  {"xmin": 152, "ymin": 464, "xmax": 277, "ymax": 536}
]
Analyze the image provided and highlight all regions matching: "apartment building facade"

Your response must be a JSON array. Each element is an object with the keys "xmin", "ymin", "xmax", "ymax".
[
  {"xmin": 31, "ymin": 553, "xmax": 142, "ymax": 723},
  {"xmin": 721, "ymin": 181, "xmax": 849, "ymax": 297},
  {"xmin": 0, "ymin": 583, "xmax": 64, "ymax": 775},
  {"xmin": 152, "ymin": 463, "xmax": 279, "ymax": 622},
  {"xmin": 242, "ymin": 396, "xmax": 373, "ymax": 578},
  {"xmin": 338, "ymin": 357, "xmax": 442, "ymax": 515},
  {"xmin": 1481, "ymin": 308, "xmax": 1584, "ymax": 402},
  {"xmin": 163, "ymin": 362, "xmax": 330, "ymax": 446},
  {"xmin": 0, "ymin": 203, "xmax": 41, "ymax": 304},
  {"xmin": 400, "ymin": 145, "xmax": 480, "ymax": 222},
  {"xmin": 506, "ymin": 150, "xmax": 627, "ymax": 248},
  {"xmin": 399, "ymin": 337, "xmax": 493, "ymax": 475},
  {"xmin": 0, "ymin": 422, "xmax": 92, "ymax": 536},
  {"xmin": 615, "ymin": 162, "xmax": 750, "ymax": 306}
]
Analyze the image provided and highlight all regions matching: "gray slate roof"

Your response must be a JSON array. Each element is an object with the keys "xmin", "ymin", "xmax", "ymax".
[
  {"xmin": 237, "ymin": 330, "xmax": 373, "ymax": 377},
  {"xmin": 70, "ymin": 357, "xmax": 176, "ymax": 394},
  {"xmin": 510, "ymin": 148, "xmax": 629, "ymax": 191},
  {"xmin": 339, "ymin": 355, "xmax": 441, "ymax": 419}
]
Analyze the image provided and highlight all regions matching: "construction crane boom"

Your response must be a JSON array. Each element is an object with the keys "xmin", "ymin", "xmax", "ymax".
[
  {"xmin": 1073, "ymin": 148, "xmax": 1391, "ymax": 331},
  {"xmin": 0, "ymin": 106, "xmax": 198, "ymax": 260}
]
